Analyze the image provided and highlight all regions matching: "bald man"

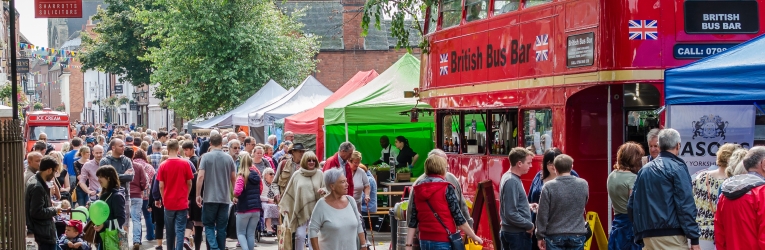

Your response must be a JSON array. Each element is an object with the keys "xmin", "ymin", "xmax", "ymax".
[{"xmin": 25, "ymin": 152, "xmax": 43, "ymax": 185}]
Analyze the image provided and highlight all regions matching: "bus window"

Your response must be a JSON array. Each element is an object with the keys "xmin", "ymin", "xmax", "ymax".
[
  {"xmin": 427, "ymin": 3, "xmax": 439, "ymax": 34},
  {"xmin": 441, "ymin": 0, "xmax": 462, "ymax": 28},
  {"xmin": 465, "ymin": 0, "xmax": 487, "ymax": 22},
  {"xmin": 464, "ymin": 113, "xmax": 487, "ymax": 154},
  {"xmin": 523, "ymin": 109, "xmax": 553, "ymax": 155},
  {"xmin": 440, "ymin": 112, "xmax": 461, "ymax": 153},
  {"xmin": 490, "ymin": 110, "xmax": 518, "ymax": 155},
  {"xmin": 494, "ymin": 0, "xmax": 519, "ymax": 15},
  {"xmin": 525, "ymin": 0, "xmax": 552, "ymax": 8}
]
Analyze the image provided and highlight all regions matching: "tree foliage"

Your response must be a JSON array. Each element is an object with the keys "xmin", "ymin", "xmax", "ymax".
[
  {"xmin": 134, "ymin": 0, "xmax": 319, "ymax": 119},
  {"xmin": 79, "ymin": 0, "xmax": 163, "ymax": 87},
  {"xmin": 362, "ymin": 0, "xmax": 434, "ymax": 50}
]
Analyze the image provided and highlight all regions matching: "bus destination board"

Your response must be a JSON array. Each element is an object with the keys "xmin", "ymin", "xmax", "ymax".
[{"xmin": 685, "ymin": 0, "xmax": 759, "ymax": 34}]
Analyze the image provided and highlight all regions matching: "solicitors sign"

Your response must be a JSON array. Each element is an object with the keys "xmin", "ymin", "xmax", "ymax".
[
  {"xmin": 34, "ymin": 0, "xmax": 83, "ymax": 18},
  {"xmin": 668, "ymin": 105, "xmax": 755, "ymax": 175}
]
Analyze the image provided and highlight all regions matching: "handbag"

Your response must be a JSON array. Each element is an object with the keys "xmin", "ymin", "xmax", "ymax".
[
  {"xmin": 82, "ymin": 221, "xmax": 97, "ymax": 243},
  {"xmin": 99, "ymin": 219, "xmax": 129, "ymax": 249},
  {"xmin": 277, "ymin": 214, "xmax": 293, "ymax": 250},
  {"xmin": 226, "ymin": 205, "xmax": 238, "ymax": 240},
  {"xmin": 424, "ymin": 199, "xmax": 466, "ymax": 250}
]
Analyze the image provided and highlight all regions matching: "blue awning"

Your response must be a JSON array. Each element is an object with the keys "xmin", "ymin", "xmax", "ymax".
[{"xmin": 665, "ymin": 34, "xmax": 765, "ymax": 105}]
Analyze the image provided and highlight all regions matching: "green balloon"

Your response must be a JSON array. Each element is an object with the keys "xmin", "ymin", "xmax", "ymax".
[
  {"xmin": 72, "ymin": 207, "xmax": 89, "ymax": 222},
  {"xmin": 89, "ymin": 200, "xmax": 110, "ymax": 225}
]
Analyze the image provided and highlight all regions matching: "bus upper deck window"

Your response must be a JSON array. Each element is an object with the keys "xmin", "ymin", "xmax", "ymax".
[
  {"xmin": 441, "ymin": 0, "xmax": 462, "ymax": 28},
  {"xmin": 465, "ymin": 0, "xmax": 487, "ymax": 22},
  {"xmin": 427, "ymin": 4, "xmax": 439, "ymax": 33},
  {"xmin": 523, "ymin": 109, "xmax": 553, "ymax": 155},
  {"xmin": 494, "ymin": 0, "xmax": 519, "ymax": 15},
  {"xmin": 525, "ymin": 0, "xmax": 552, "ymax": 8}
]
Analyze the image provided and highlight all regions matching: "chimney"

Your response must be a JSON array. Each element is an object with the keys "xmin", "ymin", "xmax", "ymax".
[{"xmin": 342, "ymin": 0, "xmax": 365, "ymax": 50}]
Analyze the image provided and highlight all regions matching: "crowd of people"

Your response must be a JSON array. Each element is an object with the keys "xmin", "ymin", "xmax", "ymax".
[
  {"xmin": 24, "ymin": 124, "xmax": 388, "ymax": 250},
  {"xmin": 25, "ymin": 122, "xmax": 765, "ymax": 250}
]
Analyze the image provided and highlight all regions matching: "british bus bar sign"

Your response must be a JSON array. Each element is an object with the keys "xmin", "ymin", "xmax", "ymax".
[
  {"xmin": 673, "ymin": 44, "xmax": 738, "ymax": 59},
  {"xmin": 17, "ymin": 59, "xmax": 29, "ymax": 73},
  {"xmin": 668, "ymin": 105, "xmax": 755, "ymax": 176},
  {"xmin": 685, "ymin": 0, "xmax": 759, "ymax": 34},
  {"xmin": 34, "ymin": 0, "xmax": 83, "ymax": 18},
  {"xmin": 566, "ymin": 33, "xmax": 594, "ymax": 68}
]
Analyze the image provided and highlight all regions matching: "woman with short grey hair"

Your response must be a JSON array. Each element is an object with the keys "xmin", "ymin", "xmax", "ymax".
[
  {"xmin": 309, "ymin": 168, "xmax": 370, "ymax": 250},
  {"xmin": 642, "ymin": 128, "xmax": 662, "ymax": 165}
]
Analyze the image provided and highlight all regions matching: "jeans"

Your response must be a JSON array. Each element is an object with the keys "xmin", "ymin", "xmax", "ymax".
[
  {"xmin": 142, "ymin": 200, "xmax": 155, "ymax": 241},
  {"xmin": 501, "ymin": 231, "xmax": 532, "ymax": 250},
  {"xmin": 419, "ymin": 240, "xmax": 452, "ymax": 250},
  {"xmin": 75, "ymin": 186, "xmax": 89, "ymax": 207},
  {"xmin": 544, "ymin": 235, "xmax": 586, "ymax": 250},
  {"xmin": 130, "ymin": 198, "xmax": 144, "ymax": 245},
  {"xmin": 236, "ymin": 211, "xmax": 260, "ymax": 250},
  {"xmin": 165, "ymin": 209, "xmax": 188, "ymax": 250},
  {"xmin": 201, "ymin": 203, "xmax": 229, "ymax": 250},
  {"xmin": 294, "ymin": 220, "xmax": 313, "ymax": 250},
  {"xmin": 608, "ymin": 214, "xmax": 640, "ymax": 250}
]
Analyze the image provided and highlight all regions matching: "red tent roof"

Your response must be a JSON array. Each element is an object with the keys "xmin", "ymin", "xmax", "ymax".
[{"xmin": 284, "ymin": 70, "xmax": 378, "ymax": 134}]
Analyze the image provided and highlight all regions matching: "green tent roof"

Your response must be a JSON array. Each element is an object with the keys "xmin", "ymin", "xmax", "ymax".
[{"xmin": 324, "ymin": 53, "xmax": 430, "ymax": 125}]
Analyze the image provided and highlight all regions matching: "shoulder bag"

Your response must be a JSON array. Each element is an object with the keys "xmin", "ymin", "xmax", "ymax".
[{"xmin": 424, "ymin": 199, "xmax": 465, "ymax": 250}]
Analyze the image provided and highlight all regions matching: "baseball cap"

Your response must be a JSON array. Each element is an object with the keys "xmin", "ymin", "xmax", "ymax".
[
  {"xmin": 86, "ymin": 136, "xmax": 96, "ymax": 143},
  {"xmin": 65, "ymin": 220, "xmax": 83, "ymax": 234},
  {"xmin": 125, "ymin": 136, "xmax": 134, "ymax": 142}
]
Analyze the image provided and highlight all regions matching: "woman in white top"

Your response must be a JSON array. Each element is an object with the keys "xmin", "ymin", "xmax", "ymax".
[
  {"xmin": 309, "ymin": 168, "xmax": 370, "ymax": 250},
  {"xmin": 349, "ymin": 151, "xmax": 371, "ymax": 210},
  {"xmin": 260, "ymin": 167, "xmax": 280, "ymax": 234}
]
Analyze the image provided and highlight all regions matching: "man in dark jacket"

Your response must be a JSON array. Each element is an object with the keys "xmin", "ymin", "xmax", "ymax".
[
  {"xmin": 26, "ymin": 156, "xmax": 63, "ymax": 250},
  {"xmin": 628, "ymin": 128, "xmax": 701, "ymax": 250},
  {"xmin": 99, "ymin": 138, "xmax": 134, "ymax": 231}
]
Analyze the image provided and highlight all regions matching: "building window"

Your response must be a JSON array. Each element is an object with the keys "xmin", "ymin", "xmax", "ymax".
[
  {"xmin": 441, "ymin": 0, "xmax": 463, "ymax": 28},
  {"xmin": 465, "ymin": 0, "xmax": 488, "ymax": 22},
  {"xmin": 523, "ymin": 109, "xmax": 553, "ymax": 155},
  {"xmin": 494, "ymin": 0, "xmax": 519, "ymax": 15}
]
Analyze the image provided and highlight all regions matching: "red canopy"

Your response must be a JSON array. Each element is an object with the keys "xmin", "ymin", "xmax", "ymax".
[{"xmin": 284, "ymin": 70, "xmax": 378, "ymax": 160}]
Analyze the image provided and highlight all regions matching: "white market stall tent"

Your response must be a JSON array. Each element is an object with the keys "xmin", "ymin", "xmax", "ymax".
[
  {"xmin": 193, "ymin": 80, "xmax": 288, "ymax": 128},
  {"xmin": 243, "ymin": 75, "xmax": 333, "ymax": 128}
]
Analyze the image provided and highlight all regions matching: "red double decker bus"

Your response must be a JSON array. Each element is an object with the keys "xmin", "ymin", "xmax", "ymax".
[{"xmin": 418, "ymin": 0, "xmax": 765, "ymax": 247}]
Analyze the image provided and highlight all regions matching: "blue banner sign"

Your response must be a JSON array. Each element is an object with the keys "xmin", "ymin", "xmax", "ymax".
[{"xmin": 674, "ymin": 44, "xmax": 738, "ymax": 59}]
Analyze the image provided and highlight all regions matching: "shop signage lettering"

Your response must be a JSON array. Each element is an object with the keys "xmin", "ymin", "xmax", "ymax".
[
  {"xmin": 32, "ymin": 116, "xmax": 63, "ymax": 121},
  {"xmin": 130, "ymin": 103, "xmax": 138, "ymax": 111},
  {"xmin": 34, "ymin": 0, "xmax": 83, "ymax": 18},
  {"xmin": 668, "ymin": 105, "xmax": 755, "ymax": 175},
  {"xmin": 673, "ymin": 44, "xmax": 737, "ymax": 59},
  {"xmin": 17, "ymin": 59, "xmax": 29, "ymax": 73},
  {"xmin": 566, "ymin": 32, "xmax": 594, "ymax": 68},
  {"xmin": 685, "ymin": 0, "xmax": 759, "ymax": 34},
  {"xmin": 115, "ymin": 85, "xmax": 123, "ymax": 94},
  {"xmin": 448, "ymin": 41, "xmax": 532, "ymax": 74}
]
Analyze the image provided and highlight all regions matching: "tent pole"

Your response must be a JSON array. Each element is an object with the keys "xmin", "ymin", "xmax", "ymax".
[
  {"xmin": 345, "ymin": 122, "xmax": 349, "ymax": 142},
  {"xmin": 323, "ymin": 125, "xmax": 327, "ymax": 159}
]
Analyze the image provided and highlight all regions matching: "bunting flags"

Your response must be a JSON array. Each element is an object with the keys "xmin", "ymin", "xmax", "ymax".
[{"xmin": 18, "ymin": 42, "xmax": 79, "ymax": 58}]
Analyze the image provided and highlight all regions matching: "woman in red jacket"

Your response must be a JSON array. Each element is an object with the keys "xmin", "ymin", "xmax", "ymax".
[{"xmin": 404, "ymin": 155, "xmax": 482, "ymax": 250}]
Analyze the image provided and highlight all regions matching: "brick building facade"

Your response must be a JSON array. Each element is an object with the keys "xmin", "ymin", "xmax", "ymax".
[{"xmin": 282, "ymin": 0, "xmax": 421, "ymax": 91}]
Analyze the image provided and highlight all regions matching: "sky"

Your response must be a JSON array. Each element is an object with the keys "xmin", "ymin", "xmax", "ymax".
[{"xmin": 16, "ymin": 1, "xmax": 49, "ymax": 47}]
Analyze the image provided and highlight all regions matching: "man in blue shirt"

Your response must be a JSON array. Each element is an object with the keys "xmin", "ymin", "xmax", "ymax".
[
  {"xmin": 272, "ymin": 141, "xmax": 292, "ymax": 163},
  {"xmin": 63, "ymin": 138, "xmax": 83, "ymax": 186}
]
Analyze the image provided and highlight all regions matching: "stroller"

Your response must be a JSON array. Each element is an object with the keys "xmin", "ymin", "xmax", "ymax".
[
  {"xmin": 55, "ymin": 208, "xmax": 90, "ymax": 236},
  {"xmin": 255, "ymin": 211, "xmax": 278, "ymax": 242}
]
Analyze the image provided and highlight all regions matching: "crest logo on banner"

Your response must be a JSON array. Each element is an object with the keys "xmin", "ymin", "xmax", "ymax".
[
  {"xmin": 691, "ymin": 115, "xmax": 729, "ymax": 140},
  {"xmin": 669, "ymin": 105, "xmax": 754, "ymax": 175}
]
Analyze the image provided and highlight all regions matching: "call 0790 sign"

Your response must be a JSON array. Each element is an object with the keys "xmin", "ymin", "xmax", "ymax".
[{"xmin": 684, "ymin": 0, "xmax": 759, "ymax": 34}]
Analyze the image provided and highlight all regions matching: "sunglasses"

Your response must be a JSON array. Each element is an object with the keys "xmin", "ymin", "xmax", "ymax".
[
  {"xmin": 268, "ymin": 173, "xmax": 275, "ymax": 176},
  {"xmin": 307, "ymin": 159, "xmax": 318, "ymax": 163},
  {"xmin": 231, "ymin": 147, "xmax": 240, "ymax": 150}
]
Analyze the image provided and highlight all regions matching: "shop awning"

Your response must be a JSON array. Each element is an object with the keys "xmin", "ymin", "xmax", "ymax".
[{"xmin": 665, "ymin": 34, "xmax": 765, "ymax": 105}]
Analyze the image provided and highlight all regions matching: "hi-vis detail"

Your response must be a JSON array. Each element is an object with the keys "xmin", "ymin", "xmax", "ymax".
[
  {"xmin": 629, "ymin": 20, "xmax": 658, "ymax": 40},
  {"xmin": 440, "ymin": 53, "xmax": 449, "ymax": 75},
  {"xmin": 535, "ymin": 34, "xmax": 550, "ymax": 61}
]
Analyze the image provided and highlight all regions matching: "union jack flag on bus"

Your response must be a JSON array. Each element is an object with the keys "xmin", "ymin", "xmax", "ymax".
[
  {"xmin": 535, "ymin": 34, "xmax": 549, "ymax": 61},
  {"xmin": 439, "ymin": 53, "xmax": 449, "ymax": 75},
  {"xmin": 628, "ymin": 20, "xmax": 658, "ymax": 40}
]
